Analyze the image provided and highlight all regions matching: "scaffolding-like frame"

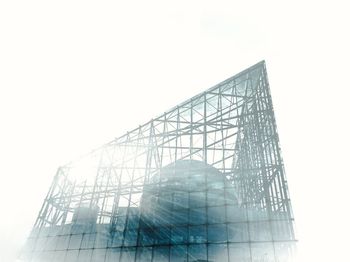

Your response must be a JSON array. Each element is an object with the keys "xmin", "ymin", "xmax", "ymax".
[{"xmin": 28, "ymin": 61, "xmax": 296, "ymax": 261}]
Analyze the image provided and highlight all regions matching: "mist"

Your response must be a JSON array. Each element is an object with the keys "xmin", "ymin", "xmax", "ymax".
[{"xmin": 1, "ymin": 1, "xmax": 350, "ymax": 261}]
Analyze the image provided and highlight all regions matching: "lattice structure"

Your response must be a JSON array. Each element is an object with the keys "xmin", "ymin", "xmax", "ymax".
[{"xmin": 21, "ymin": 61, "xmax": 296, "ymax": 262}]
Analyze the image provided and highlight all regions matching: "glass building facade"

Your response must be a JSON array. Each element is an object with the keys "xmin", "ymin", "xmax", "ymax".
[{"xmin": 21, "ymin": 61, "xmax": 296, "ymax": 261}]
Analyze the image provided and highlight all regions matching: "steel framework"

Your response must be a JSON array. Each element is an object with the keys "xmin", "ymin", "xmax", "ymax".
[{"xmin": 22, "ymin": 61, "xmax": 296, "ymax": 262}]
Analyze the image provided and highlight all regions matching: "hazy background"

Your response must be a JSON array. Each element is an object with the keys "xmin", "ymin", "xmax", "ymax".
[{"xmin": 0, "ymin": 1, "xmax": 349, "ymax": 261}]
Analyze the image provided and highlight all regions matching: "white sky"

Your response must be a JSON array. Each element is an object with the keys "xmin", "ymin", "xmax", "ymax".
[{"xmin": 0, "ymin": 1, "xmax": 349, "ymax": 261}]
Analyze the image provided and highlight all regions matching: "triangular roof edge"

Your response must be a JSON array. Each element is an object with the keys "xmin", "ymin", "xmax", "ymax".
[
  {"xmin": 111, "ymin": 60, "xmax": 266, "ymax": 142},
  {"xmin": 64, "ymin": 61, "xmax": 266, "ymax": 166}
]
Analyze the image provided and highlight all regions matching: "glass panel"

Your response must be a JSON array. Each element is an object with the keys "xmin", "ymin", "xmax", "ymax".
[
  {"xmin": 171, "ymin": 226, "xmax": 188, "ymax": 244},
  {"xmin": 136, "ymin": 247, "xmax": 153, "ymax": 262},
  {"xmin": 189, "ymin": 191, "xmax": 206, "ymax": 207},
  {"xmin": 189, "ymin": 208, "xmax": 206, "ymax": 225},
  {"xmin": 110, "ymin": 231, "xmax": 124, "ymax": 247},
  {"xmin": 153, "ymin": 246, "xmax": 170, "ymax": 262},
  {"xmin": 94, "ymin": 233, "xmax": 108, "ymax": 248},
  {"xmin": 60, "ymin": 224, "xmax": 72, "ymax": 235},
  {"xmin": 124, "ymin": 228, "xmax": 138, "ymax": 246},
  {"xmin": 189, "ymin": 225, "xmax": 207, "ymax": 243},
  {"xmin": 208, "ymin": 224, "xmax": 227, "ymax": 243},
  {"xmin": 38, "ymin": 251, "xmax": 55, "ymax": 261},
  {"xmin": 227, "ymin": 223, "xmax": 249, "ymax": 242},
  {"xmin": 249, "ymin": 221, "xmax": 272, "ymax": 241},
  {"xmin": 228, "ymin": 243, "xmax": 250, "ymax": 262},
  {"xmin": 159, "ymin": 192, "xmax": 173, "ymax": 209},
  {"xmin": 170, "ymin": 209, "xmax": 188, "ymax": 225},
  {"xmin": 226, "ymin": 205, "xmax": 247, "ymax": 222},
  {"xmin": 56, "ymin": 235, "xmax": 70, "ymax": 250},
  {"xmin": 170, "ymin": 245, "xmax": 187, "ymax": 262},
  {"xmin": 188, "ymin": 244, "xmax": 207, "ymax": 261},
  {"xmin": 173, "ymin": 192, "xmax": 189, "ymax": 209},
  {"xmin": 38, "ymin": 227, "xmax": 49, "ymax": 237},
  {"xmin": 128, "ymin": 207, "xmax": 140, "ymax": 216},
  {"xmin": 115, "ymin": 216, "xmax": 127, "ymax": 231},
  {"xmin": 154, "ymin": 226, "xmax": 171, "ymax": 245},
  {"xmin": 208, "ymin": 177, "xmax": 225, "ymax": 189},
  {"xmin": 71, "ymin": 224, "xmax": 88, "ymax": 234},
  {"xmin": 105, "ymin": 248, "xmax": 121, "ymax": 262},
  {"xmin": 91, "ymin": 249, "xmax": 106, "ymax": 262},
  {"xmin": 207, "ymin": 206, "xmax": 225, "ymax": 224},
  {"xmin": 68, "ymin": 234, "xmax": 82, "ymax": 250},
  {"xmin": 127, "ymin": 215, "xmax": 140, "ymax": 229},
  {"xmin": 272, "ymin": 210, "xmax": 289, "ymax": 220},
  {"xmin": 208, "ymin": 243, "xmax": 228, "ymax": 262},
  {"xmin": 225, "ymin": 189, "xmax": 238, "ymax": 206},
  {"xmin": 77, "ymin": 249, "xmax": 93, "ymax": 262},
  {"xmin": 45, "ymin": 236, "xmax": 57, "ymax": 251},
  {"xmin": 34, "ymin": 237, "xmax": 46, "ymax": 252},
  {"xmin": 271, "ymin": 220, "xmax": 293, "ymax": 240},
  {"xmin": 207, "ymin": 189, "xmax": 225, "ymax": 206},
  {"xmin": 251, "ymin": 242, "xmax": 275, "ymax": 262},
  {"xmin": 247, "ymin": 209, "xmax": 269, "ymax": 221},
  {"xmin": 155, "ymin": 208, "xmax": 172, "ymax": 226},
  {"xmin": 120, "ymin": 247, "xmax": 136, "ymax": 262},
  {"xmin": 53, "ymin": 250, "xmax": 66, "ymax": 262},
  {"xmin": 46, "ymin": 227, "xmax": 59, "ymax": 237},
  {"xmin": 80, "ymin": 233, "xmax": 96, "ymax": 249},
  {"xmin": 138, "ymin": 228, "xmax": 154, "ymax": 246}
]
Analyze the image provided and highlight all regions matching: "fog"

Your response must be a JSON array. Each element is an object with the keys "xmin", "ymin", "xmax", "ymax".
[{"xmin": 1, "ymin": 1, "xmax": 350, "ymax": 261}]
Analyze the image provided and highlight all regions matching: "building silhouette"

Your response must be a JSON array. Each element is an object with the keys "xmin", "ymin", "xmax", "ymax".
[{"xmin": 21, "ymin": 61, "xmax": 296, "ymax": 261}]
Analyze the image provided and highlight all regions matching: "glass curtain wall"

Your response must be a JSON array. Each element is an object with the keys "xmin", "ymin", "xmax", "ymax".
[{"xmin": 21, "ymin": 61, "xmax": 296, "ymax": 262}]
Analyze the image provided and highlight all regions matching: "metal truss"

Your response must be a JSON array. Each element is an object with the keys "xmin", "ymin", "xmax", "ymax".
[{"xmin": 28, "ymin": 61, "xmax": 296, "ymax": 261}]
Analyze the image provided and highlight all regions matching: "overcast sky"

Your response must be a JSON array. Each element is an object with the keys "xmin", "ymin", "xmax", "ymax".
[{"xmin": 1, "ymin": 1, "xmax": 349, "ymax": 261}]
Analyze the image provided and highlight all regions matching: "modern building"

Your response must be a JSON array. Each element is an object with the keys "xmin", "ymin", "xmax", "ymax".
[{"xmin": 20, "ymin": 61, "xmax": 296, "ymax": 261}]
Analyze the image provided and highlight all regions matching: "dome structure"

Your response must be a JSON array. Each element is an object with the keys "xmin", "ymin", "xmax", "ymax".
[
  {"xmin": 141, "ymin": 159, "xmax": 239, "ymax": 228},
  {"xmin": 136, "ymin": 160, "xmax": 244, "ymax": 261}
]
